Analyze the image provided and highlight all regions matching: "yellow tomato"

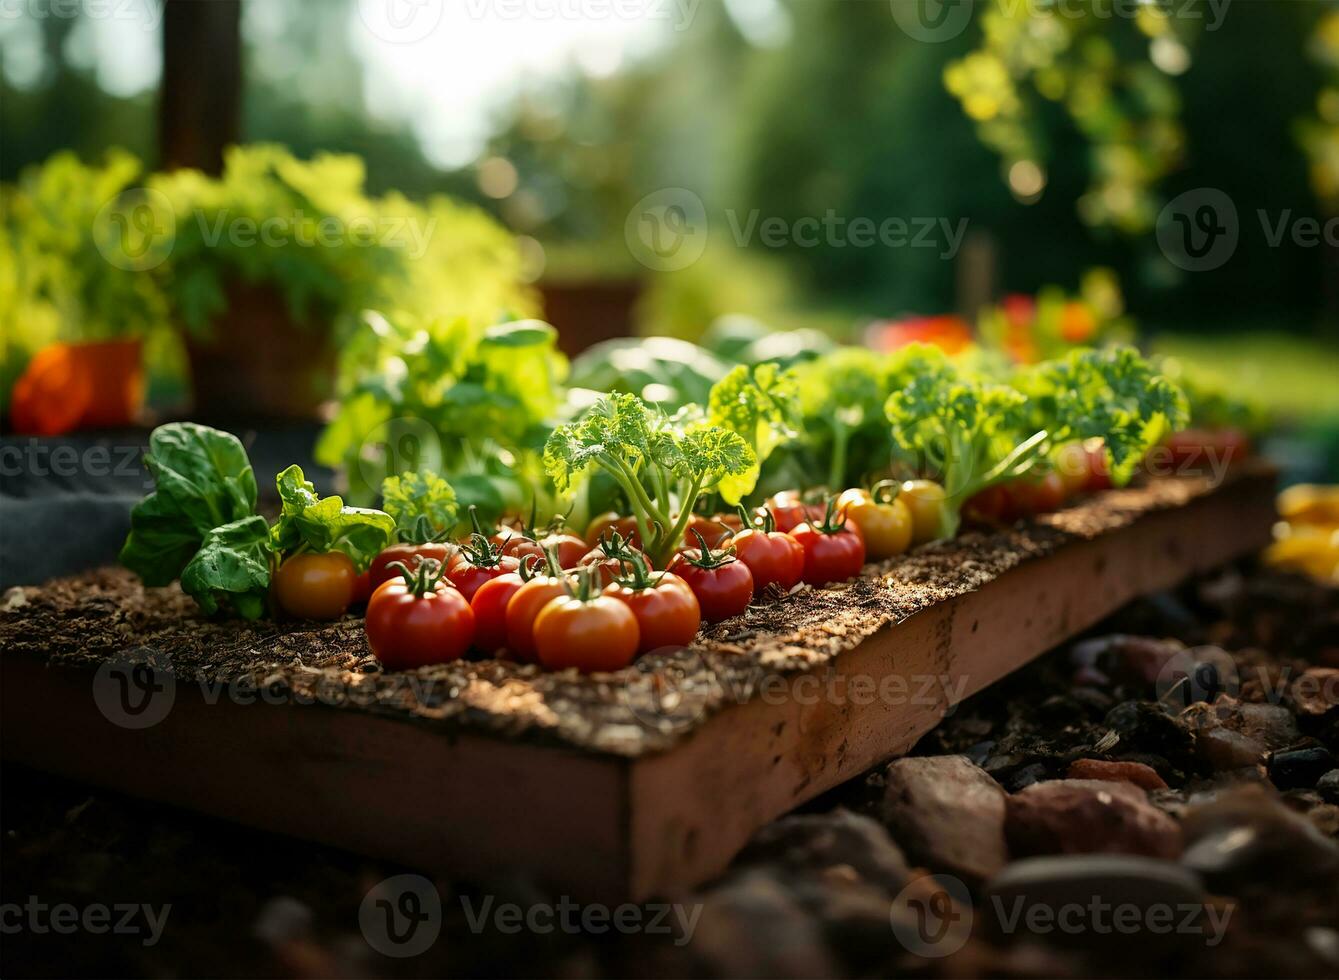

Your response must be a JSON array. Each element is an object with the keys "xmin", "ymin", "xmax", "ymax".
[
  {"xmin": 900, "ymin": 480, "xmax": 948, "ymax": 543},
  {"xmin": 837, "ymin": 489, "xmax": 913, "ymax": 560},
  {"xmin": 1278, "ymin": 484, "xmax": 1339, "ymax": 527}
]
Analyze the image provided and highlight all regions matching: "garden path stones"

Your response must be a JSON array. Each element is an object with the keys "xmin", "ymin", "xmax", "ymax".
[
  {"xmin": 1268, "ymin": 744, "xmax": 1338, "ymax": 789},
  {"xmin": 1179, "ymin": 785, "xmax": 1339, "ymax": 893},
  {"xmin": 979, "ymin": 854, "xmax": 1214, "ymax": 954},
  {"xmin": 1065, "ymin": 758, "xmax": 1168, "ymax": 791},
  {"xmin": 1005, "ymin": 779, "xmax": 1182, "ymax": 860},
  {"xmin": 736, "ymin": 809, "xmax": 910, "ymax": 896},
  {"xmin": 879, "ymin": 754, "xmax": 1008, "ymax": 884},
  {"xmin": 682, "ymin": 868, "xmax": 838, "ymax": 979}
]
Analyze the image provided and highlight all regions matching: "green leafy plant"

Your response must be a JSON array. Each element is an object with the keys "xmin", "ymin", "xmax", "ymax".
[
  {"xmin": 119, "ymin": 423, "xmax": 265, "ymax": 616},
  {"xmin": 886, "ymin": 345, "xmax": 1187, "ymax": 537},
  {"xmin": 543, "ymin": 392, "xmax": 755, "ymax": 566},
  {"xmin": 792, "ymin": 347, "xmax": 900, "ymax": 490},
  {"xmin": 270, "ymin": 465, "xmax": 396, "ymax": 572},
  {"xmin": 381, "ymin": 470, "xmax": 459, "ymax": 542},
  {"xmin": 705, "ymin": 363, "xmax": 800, "ymax": 503},
  {"xmin": 316, "ymin": 312, "xmax": 566, "ymax": 520},
  {"xmin": 121, "ymin": 423, "xmax": 396, "ymax": 618}
]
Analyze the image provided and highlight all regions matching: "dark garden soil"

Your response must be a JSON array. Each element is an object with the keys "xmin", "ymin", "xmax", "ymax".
[
  {"xmin": 2, "ymin": 560, "xmax": 1337, "ymax": 978},
  {"xmin": 0, "ymin": 472, "xmax": 1228, "ymax": 756}
]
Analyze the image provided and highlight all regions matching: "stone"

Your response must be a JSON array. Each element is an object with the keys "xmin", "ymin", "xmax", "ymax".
[
  {"xmin": 1005, "ymin": 779, "xmax": 1181, "ymax": 860},
  {"xmin": 981, "ymin": 855, "xmax": 1210, "ymax": 954},
  {"xmin": 685, "ymin": 869, "xmax": 837, "ymax": 979},
  {"xmin": 1179, "ymin": 785, "xmax": 1339, "ymax": 893},
  {"xmin": 1195, "ymin": 727, "xmax": 1266, "ymax": 771},
  {"xmin": 1317, "ymin": 769, "xmax": 1339, "ymax": 804},
  {"xmin": 1203, "ymin": 697, "xmax": 1299, "ymax": 750},
  {"xmin": 880, "ymin": 755, "xmax": 1008, "ymax": 884},
  {"xmin": 1268, "ymin": 745, "xmax": 1338, "ymax": 790},
  {"xmin": 1291, "ymin": 667, "xmax": 1339, "ymax": 717},
  {"xmin": 737, "ymin": 808, "xmax": 909, "ymax": 895},
  {"xmin": 1066, "ymin": 758, "xmax": 1168, "ymax": 791},
  {"xmin": 1005, "ymin": 763, "xmax": 1049, "ymax": 793}
]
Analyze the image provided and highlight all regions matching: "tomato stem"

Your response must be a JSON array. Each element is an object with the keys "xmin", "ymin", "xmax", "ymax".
[{"xmin": 388, "ymin": 557, "xmax": 446, "ymax": 598}]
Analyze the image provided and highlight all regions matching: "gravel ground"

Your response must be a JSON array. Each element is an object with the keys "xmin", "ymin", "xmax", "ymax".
[{"xmin": 2, "ymin": 560, "xmax": 1337, "ymax": 979}]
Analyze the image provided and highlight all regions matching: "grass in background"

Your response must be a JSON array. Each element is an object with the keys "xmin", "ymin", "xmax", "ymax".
[{"xmin": 1152, "ymin": 331, "xmax": 1339, "ymax": 423}]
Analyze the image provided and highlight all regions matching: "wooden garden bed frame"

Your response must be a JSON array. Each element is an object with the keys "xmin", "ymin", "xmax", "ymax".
[{"xmin": 1, "ymin": 469, "xmax": 1276, "ymax": 901}]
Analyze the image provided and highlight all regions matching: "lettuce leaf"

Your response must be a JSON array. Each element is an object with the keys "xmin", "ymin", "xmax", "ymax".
[
  {"xmin": 179, "ymin": 516, "xmax": 272, "ymax": 619},
  {"xmin": 270, "ymin": 464, "xmax": 395, "ymax": 571},
  {"xmin": 120, "ymin": 423, "xmax": 260, "ymax": 586}
]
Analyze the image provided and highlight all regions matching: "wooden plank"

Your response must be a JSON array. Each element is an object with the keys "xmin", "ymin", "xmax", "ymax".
[{"xmin": 0, "ymin": 472, "xmax": 1276, "ymax": 901}]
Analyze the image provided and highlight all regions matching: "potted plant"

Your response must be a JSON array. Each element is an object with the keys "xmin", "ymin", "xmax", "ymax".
[{"xmin": 2, "ymin": 150, "xmax": 163, "ymax": 434}]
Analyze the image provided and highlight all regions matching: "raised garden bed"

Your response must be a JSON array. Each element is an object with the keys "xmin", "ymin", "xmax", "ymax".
[{"xmin": 0, "ymin": 466, "xmax": 1276, "ymax": 900}]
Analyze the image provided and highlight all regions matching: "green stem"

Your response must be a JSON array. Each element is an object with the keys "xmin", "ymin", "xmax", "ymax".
[
  {"xmin": 829, "ymin": 422, "xmax": 849, "ymax": 491},
  {"xmin": 655, "ymin": 476, "xmax": 704, "ymax": 566},
  {"xmin": 600, "ymin": 458, "xmax": 659, "ymax": 549}
]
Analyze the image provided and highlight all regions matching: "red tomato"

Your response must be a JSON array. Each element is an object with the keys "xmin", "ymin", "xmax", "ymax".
[
  {"xmin": 964, "ymin": 484, "xmax": 1010, "ymax": 525},
  {"xmin": 1003, "ymin": 472, "xmax": 1067, "ymax": 518},
  {"xmin": 731, "ymin": 521, "xmax": 805, "ymax": 596},
  {"xmin": 578, "ymin": 540, "xmax": 650, "ymax": 586},
  {"xmin": 603, "ymin": 572, "xmax": 701, "ymax": 653},
  {"xmin": 584, "ymin": 512, "xmax": 642, "ymax": 549},
  {"xmin": 350, "ymin": 569, "xmax": 373, "ymax": 606},
  {"xmin": 365, "ymin": 561, "xmax": 474, "ymax": 669},
  {"xmin": 789, "ymin": 516, "xmax": 866, "ymax": 586},
  {"xmin": 676, "ymin": 514, "xmax": 741, "ymax": 551},
  {"xmin": 669, "ymin": 551, "xmax": 753, "ymax": 623},
  {"xmin": 274, "ymin": 552, "xmax": 356, "ymax": 620},
  {"xmin": 761, "ymin": 492, "xmax": 825, "ymax": 533},
  {"xmin": 369, "ymin": 541, "xmax": 456, "ymax": 589},
  {"xmin": 1083, "ymin": 442, "xmax": 1113, "ymax": 492},
  {"xmin": 447, "ymin": 546, "xmax": 521, "ymax": 602},
  {"xmin": 469, "ymin": 570, "xmax": 528, "ymax": 655},
  {"xmin": 505, "ymin": 574, "xmax": 573, "ymax": 663},
  {"xmin": 533, "ymin": 593, "xmax": 640, "ymax": 673}
]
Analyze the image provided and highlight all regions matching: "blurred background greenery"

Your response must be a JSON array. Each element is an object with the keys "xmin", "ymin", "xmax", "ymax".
[{"xmin": 2, "ymin": 0, "xmax": 1337, "ymax": 451}]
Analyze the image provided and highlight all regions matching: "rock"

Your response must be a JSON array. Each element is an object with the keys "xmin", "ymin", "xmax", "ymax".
[
  {"xmin": 1200, "ymin": 697, "xmax": 1300, "ymax": 750},
  {"xmin": 1066, "ymin": 759, "xmax": 1168, "ymax": 791},
  {"xmin": 1268, "ymin": 745, "xmax": 1338, "ymax": 790},
  {"xmin": 1179, "ymin": 785, "xmax": 1339, "ymax": 893},
  {"xmin": 1291, "ymin": 667, "xmax": 1339, "ymax": 717},
  {"xmin": 964, "ymin": 740, "xmax": 994, "ymax": 767},
  {"xmin": 788, "ymin": 872, "xmax": 903, "ymax": 975},
  {"xmin": 1005, "ymin": 779, "xmax": 1181, "ymax": 860},
  {"xmin": 1195, "ymin": 727, "xmax": 1266, "ymax": 771},
  {"xmin": 1102, "ymin": 701, "xmax": 1196, "ymax": 768},
  {"xmin": 1308, "ymin": 803, "xmax": 1339, "ymax": 837},
  {"xmin": 981, "ymin": 855, "xmax": 1211, "ymax": 954},
  {"xmin": 880, "ymin": 755, "xmax": 1008, "ymax": 884},
  {"xmin": 685, "ymin": 869, "xmax": 837, "ymax": 979},
  {"xmin": 737, "ymin": 808, "xmax": 909, "ymax": 895},
  {"xmin": 1317, "ymin": 769, "xmax": 1339, "ymax": 804},
  {"xmin": 1006, "ymin": 763, "xmax": 1049, "ymax": 793}
]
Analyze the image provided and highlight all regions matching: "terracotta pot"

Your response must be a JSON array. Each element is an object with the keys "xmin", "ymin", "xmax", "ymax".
[
  {"xmin": 184, "ymin": 282, "xmax": 335, "ymax": 423},
  {"xmin": 8, "ymin": 338, "xmax": 144, "ymax": 436},
  {"xmin": 538, "ymin": 278, "xmax": 643, "ymax": 357}
]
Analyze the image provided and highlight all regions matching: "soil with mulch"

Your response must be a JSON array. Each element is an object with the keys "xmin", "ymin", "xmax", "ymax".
[
  {"xmin": 0, "ymin": 473, "xmax": 1224, "ymax": 756},
  {"xmin": 2, "ymin": 559, "xmax": 1337, "ymax": 978}
]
